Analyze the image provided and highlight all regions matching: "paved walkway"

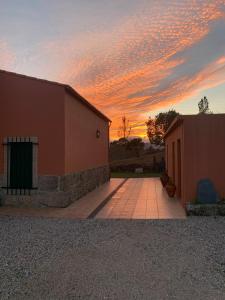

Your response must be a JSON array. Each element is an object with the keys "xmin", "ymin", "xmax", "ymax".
[
  {"xmin": 96, "ymin": 178, "xmax": 186, "ymax": 219},
  {"xmin": 0, "ymin": 178, "xmax": 185, "ymax": 219},
  {"xmin": 0, "ymin": 179, "xmax": 125, "ymax": 219}
]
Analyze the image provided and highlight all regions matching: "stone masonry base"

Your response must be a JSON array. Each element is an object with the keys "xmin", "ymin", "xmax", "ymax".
[
  {"xmin": 186, "ymin": 203, "xmax": 225, "ymax": 216},
  {"xmin": 0, "ymin": 165, "xmax": 110, "ymax": 208}
]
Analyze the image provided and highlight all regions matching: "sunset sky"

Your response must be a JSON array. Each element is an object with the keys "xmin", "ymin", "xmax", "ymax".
[{"xmin": 1, "ymin": 0, "xmax": 225, "ymax": 139}]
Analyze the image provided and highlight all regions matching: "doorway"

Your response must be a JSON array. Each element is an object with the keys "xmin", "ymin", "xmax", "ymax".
[
  {"xmin": 9, "ymin": 142, "xmax": 33, "ymax": 189},
  {"xmin": 172, "ymin": 142, "xmax": 175, "ymax": 183},
  {"xmin": 177, "ymin": 139, "xmax": 181, "ymax": 198}
]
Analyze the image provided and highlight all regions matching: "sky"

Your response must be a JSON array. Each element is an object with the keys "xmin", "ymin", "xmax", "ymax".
[{"xmin": 1, "ymin": 0, "xmax": 225, "ymax": 139}]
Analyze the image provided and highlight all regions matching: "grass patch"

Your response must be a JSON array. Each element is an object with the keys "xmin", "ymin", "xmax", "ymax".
[{"xmin": 111, "ymin": 172, "xmax": 161, "ymax": 178}]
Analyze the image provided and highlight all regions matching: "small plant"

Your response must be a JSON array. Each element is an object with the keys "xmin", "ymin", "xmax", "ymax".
[
  {"xmin": 165, "ymin": 178, "xmax": 176, "ymax": 197},
  {"xmin": 160, "ymin": 172, "xmax": 169, "ymax": 187}
]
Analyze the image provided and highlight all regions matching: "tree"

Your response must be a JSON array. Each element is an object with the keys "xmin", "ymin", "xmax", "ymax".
[
  {"xmin": 126, "ymin": 138, "xmax": 144, "ymax": 157},
  {"xmin": 146, "ymin": 110, "xmax": 179, "ymax": 146},
  {"xmin": 146, "ymin": 117, "xmax": 164, "ymax": 146},
  {"xmin": 110, "ymin": 137, "xmax": 144, "ymax": 161},
  {"xmin": 198, "ymin": 96, "xmax": 210, "ymax": 114},
  {"xmin": 155, "ymin": 110, "xmax": 179, "ymax": 132},
  {"xmin": 146, "ymin": 117, "xmax": 155, "ymax": 143},
  {"xmin": 117, "ymin": 116, "xmax": 132, "ymax": 140}
]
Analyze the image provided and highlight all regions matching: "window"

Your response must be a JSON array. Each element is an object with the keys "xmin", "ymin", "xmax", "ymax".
[{"xmin": 3, "ymin": 137, "xmax": 38, "ymax": 194}]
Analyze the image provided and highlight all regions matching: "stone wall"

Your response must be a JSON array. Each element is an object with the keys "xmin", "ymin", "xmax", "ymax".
[
  {"xmin": 0, "ymin": 174, "xmax": 3, "ymax": 188},
  {"xmin": 0, "ymin": 165, "xmax": 110, "ymax": 208},
  {"xmin": 186, "ymin": 203, "xmax": 225, "ymax": 216}
]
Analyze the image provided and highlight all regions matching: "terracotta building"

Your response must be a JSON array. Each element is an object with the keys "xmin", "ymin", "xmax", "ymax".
[
  {"xmin": 164, "ymin": 114, "xmax": 225, "ymax": 207},
  {"xmin": 0, "ymin": 70, "xmax": 110, "ymax": 207}
]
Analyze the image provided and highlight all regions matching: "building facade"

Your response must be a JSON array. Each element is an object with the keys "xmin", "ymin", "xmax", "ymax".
[
  {"xmin": 0, "ymin": 70, "xmax": 110, "ymax": 207},
  {"xmin": 164, "ymin": 114, "xmax": 225, "ymax": 206}
]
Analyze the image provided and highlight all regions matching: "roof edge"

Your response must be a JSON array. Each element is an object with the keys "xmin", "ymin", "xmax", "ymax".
[
  {"xmin": 164, "ymin": 116, "xmax": 184, "ymax": 139},
  {"xmin": 164, "ymin": 113, "xmax": 225, "ymax": 139},
  {"xmin": 65, "ymin": 85, "xmax": 111, "ymax": 122},
  {"xmin": 0, "ymin": 69, "xmax": 111, "ymax": 123},
  {"xmin": 0, "ymin": 69, "xmax": 65, "ymax": 88}
]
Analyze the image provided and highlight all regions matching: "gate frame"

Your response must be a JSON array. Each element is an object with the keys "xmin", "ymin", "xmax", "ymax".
[{"xmin": 3, "ymin": 136, "xmax": 38, "ymax": 195}]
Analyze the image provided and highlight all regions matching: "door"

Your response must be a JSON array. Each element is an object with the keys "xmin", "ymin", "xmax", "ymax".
[
  {"xmin": 177, "ymin": 139, "xmax": 181, "ymax": 198},
  {"xmin": 10, "ymin": 142, "xmax": 33, "ymax": 189},
  {"xmin": 172, "ymin": 142, "xmax": 175, "ymax": 183}
]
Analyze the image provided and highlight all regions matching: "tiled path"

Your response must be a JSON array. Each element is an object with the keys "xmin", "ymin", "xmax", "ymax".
[
  {"xmin": 0, "ymin": 179, "xmax": 125, "ymax": 219},
  {"xmin": 95, "ymin": 178, "xmax": 186, "ymax": 219},
  {"xmin": 0, "ymin": 178, "xmax": 186, "ymax": 219}
]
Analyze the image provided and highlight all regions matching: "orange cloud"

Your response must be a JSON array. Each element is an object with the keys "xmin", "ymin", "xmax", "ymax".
[
  {"xmin": 50, "ymin": 1, "xmax": 224, "ymax": 137},
  {"xmin": 19, "ymin": 1, "xmax": 225, "ymax": 139}
]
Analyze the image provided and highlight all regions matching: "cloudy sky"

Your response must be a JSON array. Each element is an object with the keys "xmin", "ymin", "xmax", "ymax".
[{"xmin": 1, "ymin": 0, "xmax": 225, "ymax": 139}]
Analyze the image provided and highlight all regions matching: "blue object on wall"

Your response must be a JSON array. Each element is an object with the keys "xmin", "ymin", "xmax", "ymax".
[{"xmin": 197, "ymin": 179, "xmax": 220, "ymax": 204}]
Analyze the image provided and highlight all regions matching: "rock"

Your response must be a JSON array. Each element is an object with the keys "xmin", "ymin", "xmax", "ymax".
[
  {"xmin": 135, "ymin": 168, "xmax": 143, "ymax": 174},
  {"xmin": 186, "ymin": 203, "xmax": 225, "ymax": 216},
  {"xmin": 197, "ymin": 179, "xmax": 220, "ymax": 204}
]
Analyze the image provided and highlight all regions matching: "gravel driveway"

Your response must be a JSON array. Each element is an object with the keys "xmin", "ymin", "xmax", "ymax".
[{"xmin": 0, "ymin": 217, "xmax": 225, "ymax": 299}]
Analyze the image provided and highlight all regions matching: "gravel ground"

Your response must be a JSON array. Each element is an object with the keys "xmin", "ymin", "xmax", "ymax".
[{"xmin": 0, "ymin": 217, "xmax": 225, "ymax": 300}]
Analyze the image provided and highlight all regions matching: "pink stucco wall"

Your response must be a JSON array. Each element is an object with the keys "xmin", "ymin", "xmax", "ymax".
[
  {"xmin": 64, "ymin": 92, "xmax": 109, "ymax": 174},
  {"xmin": 165, "ymin": 123, "xmax": 184, "ymax": 202},
  {"xmin": 165, "ymin": 114, "xmax": 225, "ymax": 206},
  {"xmin": 183, "ymin": 115, "xmax": 225, "ymax": 204},
  {"xmin": 0, "ymin": 71, "xmax": 109, "ymax": 177},
  {"xmin": 0, "ymin": 71, "xmax": 65, "ymax": 176}
]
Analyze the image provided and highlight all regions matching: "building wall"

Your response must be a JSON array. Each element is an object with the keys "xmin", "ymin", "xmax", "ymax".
[
  {"xmin": 165, "ymin": 124, "xmax": 184, "ymax": 202},
  {"xmin": 0, "ymin": 71, "xmax": 65, "ymax": 176},
  {"xmin": 64, "ymin": 92, "xmax": 109, "ymax": 174},
  {"xmin": 183, "ymin": 115, "xmax": 225, "ymax": 204},
  {"xmin": 166, "ymin": 114, "xmax": 225, "ymax": 206},
  {"xmin": 0, "ymin": 71, "xmax": 110, "ymax": 207}
]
